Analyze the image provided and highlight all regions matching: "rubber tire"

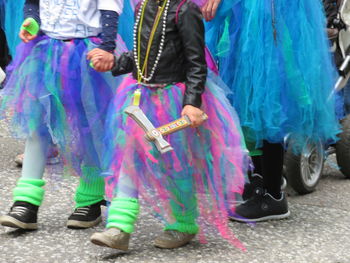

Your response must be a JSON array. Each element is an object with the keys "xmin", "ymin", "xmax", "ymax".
[
  {"xmin": 336, "ymin": 115, "xmax": 350, "ymax": 178},
  {"xmin": 284, "ymin": 140, "xmax": 324, "ymax": 195}
]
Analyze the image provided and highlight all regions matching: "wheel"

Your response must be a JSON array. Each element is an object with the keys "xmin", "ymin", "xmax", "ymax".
[
  {"xmin": 336, "ymin": 115, "xmax": 350, "ymax": 178},
  {"xmin": 284, "ymin": 138, "xmax": 325, "ymax": 195}
]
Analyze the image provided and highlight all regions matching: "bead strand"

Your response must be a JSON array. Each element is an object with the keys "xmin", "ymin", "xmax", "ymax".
[{"xmin": 133, "ymin": 0, "xmax": 171, "ymax": 82}]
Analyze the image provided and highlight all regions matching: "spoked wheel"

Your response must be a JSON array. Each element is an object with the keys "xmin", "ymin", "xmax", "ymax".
[{"xmin": 284, "ymin": 138, "xmax": 325, "ymax": 195}]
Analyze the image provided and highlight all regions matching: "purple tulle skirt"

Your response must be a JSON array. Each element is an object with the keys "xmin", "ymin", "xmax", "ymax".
[{"xmin": 0, "ymin": 35, "xmax": 120, "ymax": 174}]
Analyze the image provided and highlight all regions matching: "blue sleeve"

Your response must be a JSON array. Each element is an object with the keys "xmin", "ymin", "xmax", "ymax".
[
  {"xmin": 23, "ymin": 0, "xmax": 40, "ymax": 25},
  {"xmin": 99, "ymin": 10, "xmax": 119, "ymax": 52}
]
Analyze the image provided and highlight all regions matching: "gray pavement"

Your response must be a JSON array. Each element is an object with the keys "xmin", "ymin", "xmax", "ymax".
[{"xmin": 0, "ymin": 120, "xmax": 350, "ymax": 263}]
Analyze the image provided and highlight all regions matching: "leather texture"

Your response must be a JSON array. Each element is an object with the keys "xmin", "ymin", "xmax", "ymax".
[{"xmin": 111, "ymin": 0, "xmax": 207, "ymax": 108}]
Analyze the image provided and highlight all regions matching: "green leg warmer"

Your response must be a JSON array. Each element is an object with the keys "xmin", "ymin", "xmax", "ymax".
[
  {"xmin": 107, "ymin": 198, "xmax": 140, "ymax": 234},
  {"xmin": 165, "ymin": 176, "xmax": 199, "ymax": 234},
  {"xmin": 75, "ymin": 166, "xmax": 105, "ymax": 208},
  {"xmin": 13, "ymin": 178, "xmax": 45, "ymax": 206}
]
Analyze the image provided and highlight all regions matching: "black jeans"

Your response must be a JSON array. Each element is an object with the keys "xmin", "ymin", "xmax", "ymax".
[{"xmin": 252, "ymin": 141, "xmax": 284, "ymax": 199}]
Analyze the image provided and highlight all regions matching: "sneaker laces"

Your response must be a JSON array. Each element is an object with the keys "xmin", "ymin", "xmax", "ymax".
[
  {"xmin": 10, "ymin": 206, "xmax": 29, "ymax": 216},
  {"xmin": 72, "ymin": 206, "xmax": 91, "ymax": 216}
]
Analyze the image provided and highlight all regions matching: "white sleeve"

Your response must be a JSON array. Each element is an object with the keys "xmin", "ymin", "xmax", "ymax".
[{"xmin": 98, "ymin": 0, "xmax": 124, "ymax": 14}]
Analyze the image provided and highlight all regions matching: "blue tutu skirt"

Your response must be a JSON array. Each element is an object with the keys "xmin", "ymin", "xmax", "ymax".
[
  {"xmin": 4, "ymin": 0, "xmax": 24, "ymax": 56},
  {"xmin": 0, "ymin": 35, "xmax": 118, "ymax": 174},
  {"xmin": 207, "ymin": 0, "xmax": 340, "ymax": 149}
]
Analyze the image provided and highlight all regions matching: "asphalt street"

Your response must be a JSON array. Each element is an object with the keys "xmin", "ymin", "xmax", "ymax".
[{"xmin": 0, "ymin": 119, "xmax": 350, "ymax": 263}]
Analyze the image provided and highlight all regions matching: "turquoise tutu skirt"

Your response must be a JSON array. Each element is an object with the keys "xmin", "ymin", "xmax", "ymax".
[{"xmin": 206, "ymin": 0, "xmax": 340, "ymax": 149}]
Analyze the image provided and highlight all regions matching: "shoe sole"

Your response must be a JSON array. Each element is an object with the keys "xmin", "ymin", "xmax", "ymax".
[
  {"xmin": 230, "ymin": 211, "xmax": 291, "ymax": 223},
  {"xmin": 66, "ymin": 216, "xmax": 102, "ymax": 229},
  {"xmin": 0, "ymin": 215, "xmax": 37, "ymax": 230},
  {"xmin": 90, "ymin": 235, "xmax": 128, "ymax": 251},
  {"xmin": 154, "ymin": 238, "xmax": 194, "ymax": 249}
]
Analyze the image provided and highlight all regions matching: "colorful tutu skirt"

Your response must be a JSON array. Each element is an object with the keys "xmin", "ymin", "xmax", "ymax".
[
  {"xmin": 0, "ymin": 35, "xmax": 118, "ymax": 174},
  {"xmin": 103, "ymin": 71, "xmax": 248, "ymax": 248},
  {"xmin": 207, "ymin": 0, "xmax": 340, "ymax": 149}
]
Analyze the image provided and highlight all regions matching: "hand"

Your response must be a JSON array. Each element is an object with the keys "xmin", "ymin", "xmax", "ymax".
[
  {"xmin": 87, "ymin": 48, "xmax": 115, "ymax": 72},
  {"xmin": 201, "ymin": 0, "xmax": 221, "ymax": 22},
  {"xmin": 19, "ymin": 20, "xmax": 38, "ymax": 43},
  {"xmin": 181, "ymin": 105, "xmax": 206, "ymax": 128}
]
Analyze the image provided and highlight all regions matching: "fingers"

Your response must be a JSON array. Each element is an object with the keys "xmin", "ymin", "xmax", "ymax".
[
  {"xmin": 88, "ymin": 48, "xmax": 115, "ymax": 72},
  {"xmin": 181, "ymin": 111, "xmax": 205, "ymax": 128},
  {"xmin": 19, "ymin": 20, "xmax": 35, "ymax": 43},
  {"xmin": 211, "ymin": 0, "xmax": 219, "ymax": 19},
  {"xmin": 87, "ymin": 48, "xmax": 101, "ymax": 60},
  {"xmin": 201, "ymin": 0, "xmax": 220, "ymax": 21},
  {"xmin": 190, "ymin": 114, "xmax": 205, "ymax": 128},
  {"xmin": 201, "ymin": 2, "xmax": 209, "ymax": 21},
  {"xmin": 19, "ymin": 30, "xmax": 37, "ymax": 43},
  {"xmin": 89, "ymin": 54, "xmax": 114, "ymax": 72},
  {"xmin": 202, "ymin": 1, "xmax": 213, "ymax": 21},
  {"xmin": 23, "ymin": 20, "xmax": 31, "ymax": 27}
]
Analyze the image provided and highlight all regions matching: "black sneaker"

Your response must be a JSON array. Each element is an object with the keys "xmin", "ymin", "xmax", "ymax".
[
  {"xmin": 67, "ymin": 200, "xmax": 106, "ymax": 229},
  {"xmin": 230, "ymin": 192, "xmax": 290, "ymax": 222},
  {"xmin": 0, "ymin": 201, "xmax": 39, "ymax": 230},
  {"xmin": 242, "ymin": 173, "xmax": 264, "ymax": 201}
]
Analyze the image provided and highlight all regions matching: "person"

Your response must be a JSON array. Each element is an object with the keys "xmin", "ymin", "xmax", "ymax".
[
  {"xmin": 0, "ymin": 0, "xmax": 122, "ymax": 230},
  {"xmin": 1, "ymin": 0, "xmax": 60, "ymax": 166},
  {"xmin": 88, "ymin": 0, "xmax": 247, "ymax": 251},
  {"xmin": 205, "ymin": 0, "xmax": 339, "ymax": 222},
  {"xmin": 0, "ymin": 0, "xmax": 11, "ymax": 72}
]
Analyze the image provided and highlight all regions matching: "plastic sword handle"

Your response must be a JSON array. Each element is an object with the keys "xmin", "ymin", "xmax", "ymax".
[{"xmin": 145, "ymin": 113, "xmax": 209, "ymax": 141}]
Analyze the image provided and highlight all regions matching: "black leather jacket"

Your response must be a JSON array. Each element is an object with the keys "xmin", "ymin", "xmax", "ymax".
[{"xmin": 111, "ymin": 0, "xmax": 207, "ymax": 108}]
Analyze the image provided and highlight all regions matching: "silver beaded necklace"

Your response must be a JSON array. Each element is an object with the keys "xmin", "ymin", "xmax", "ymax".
[{"xmin": 133, "ymin": 0, "xmax": 171, "ymax": 82}]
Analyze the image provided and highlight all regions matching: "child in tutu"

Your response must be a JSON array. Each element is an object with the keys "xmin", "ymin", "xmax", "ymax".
[
  {"xmin": 205, "ymin": 0, "xmax": 339, "ymax": 222},
  {"xmin": 90, "ymin": 0, "xmax": 247, "ymax": 251},
  {"xmin": 0, "ymin": 0, "xmax": 122, "ymax": 230}
]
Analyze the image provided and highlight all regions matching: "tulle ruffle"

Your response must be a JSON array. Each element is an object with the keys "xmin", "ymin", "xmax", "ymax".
[
  {"xmin": 207, "ymin": 0, "xmax": 340, "ymax": 149},
  {"xmin": 103, "ymin": 71, "xmax": 248, "ymax": 248},
  {"xmin": 0, "ymin": 35, "xmax": 119, "ymax": 174},
  {"xmin": 4, "ymin": 0, "xmax": 24, "ymax": 56}
]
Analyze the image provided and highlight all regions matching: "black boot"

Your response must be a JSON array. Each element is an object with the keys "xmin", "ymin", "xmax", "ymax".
[{"xmin": 0, "ymin": 201, "xmax": 39, "ymax": 230}]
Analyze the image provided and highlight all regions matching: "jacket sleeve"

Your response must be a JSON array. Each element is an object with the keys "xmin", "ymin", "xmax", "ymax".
[
  {"xmin": 24, "ymin": 0, "xmax": 41, "ymax": 25},
  {"xmin": 111, "ymin": 51, "xmax": 134, "ymax": 76},
  {"xmin": 98, "ymin": 10, "xmax": 119, "ymax": 52},
  {"xmin": 177, "ymin": 2, "xmax": 207, "ymax": 108}
]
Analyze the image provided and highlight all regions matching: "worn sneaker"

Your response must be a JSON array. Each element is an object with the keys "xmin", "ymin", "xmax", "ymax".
[
  {"xmin": 66, "ymin": 200, "xmax": 105, "ymax": 229},
  {"xmin": 230, "ymin": 192, "xmax": 290, "ymax": 223},
  {"xmin": 154, "ymin": 230, "xmax": 196, "ymax": 249},
  {"xmin": 242, "ymin": 173, "xmax": 264, "ymax": 201},
  {"xmin": 242, "ymin": 174, "xmax": 288, "ymax": 201},
  {"xmin": 0, "ymin": 201, "xmax": 38, "ymax": 230},
  {"xmin": 14, "ymin": 154, "xmax": 24, "ymax": 167},
  {"xmin": 90, "ymin": 228, "xmax": 131, "ymax": 251}
]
